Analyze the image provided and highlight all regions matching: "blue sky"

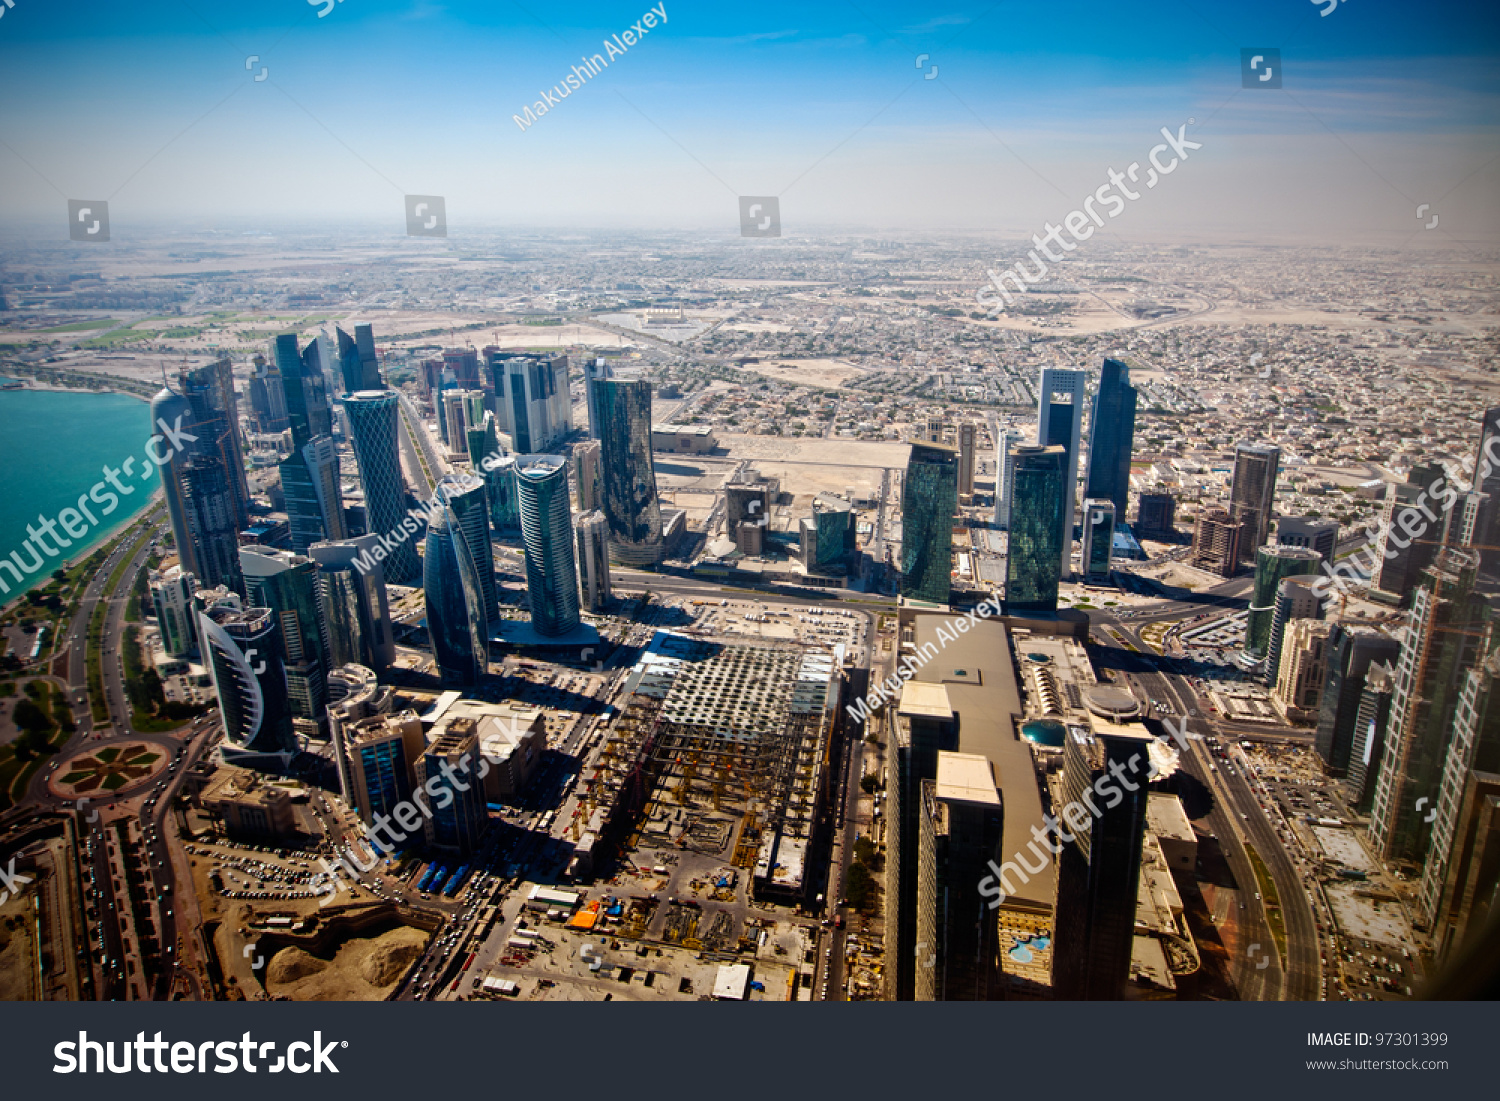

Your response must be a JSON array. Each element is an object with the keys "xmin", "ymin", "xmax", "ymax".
[{"xmin": 1, "ymin": 0, "xmax": 1497, "ymax": 237}]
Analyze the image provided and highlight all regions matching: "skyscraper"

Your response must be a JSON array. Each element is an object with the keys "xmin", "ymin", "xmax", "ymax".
[
  {"xmin": 276, "ymin": 334, "xmax": 344, "ymax": 553},
  {"xmin": 596, "ymin": 379, "xmax": 664, "ymax": 566},
  {"xmin": 1052, "ymin": 719, "xmax": 1154, "ymax": 1000},
  {"xmin": 575, "ymin": 510, "xmax": 611, "ymax": 613},
  {"xmin": 1080, "ymin": 498, "xmax": 1116, "ymax": 583},
  {"xmin": 1084, "ymin": 357, "xmax": 1137, "ymax": 518},
  {"xmin": 1272, "ymin": 619, "xmax": 1333, "ymax": 724},
  {"xmin": 515, "ymin": 456, "xmax": 582, "ymax": 636},
  {"xmin": 1276, "ymin": 516, "xmax": 1339, "ymax": 565},
  {"xmin": 1190, "ymin": 508, "xmax": 1246, "ymax": 578},
  {"xmin": 153, "ymin": 356, "xmax": 250, "ymax": 594},
  {"xmin": 1134, "ymin": 491, "xmax": 1176, "ymax": 540},
  {"xmin": 423, "ymin": 504, "xmax": 490, "ymax": 687},
  {"xmin": 1370, "ymin": 551, "xmax": 1485, "ymax": 866},
  {"xmin": 1467, "ymin": 406, "xmax": 1500, "ymax": 582},
  {"xmin": 344, "ymin": 712, "xmax": 426, "ymax": 826},
  {"xmin": 240, "ymin": 548, "xmax": 328, "ymax": 733},
  {"xmin": 915, "ymin": 752, "xmax": 1004, "ymax": 1000},
  {"xmin": 1265, "ymin": 575, "xmax": 1325, "ymax": 689},
  {"xmin": 992, "ymin": 428, "xmax": 1024, "ymax": 529},
  {"xmin": 1036, "ymin": 368, "xmax": 1087, "ymax": 579},
  {"xmin": 957, "ymin": 422, "xmax": 978, "ymax": 501},
  {"xmin": 281, "ymin": 434, "xmax": 348, "ymax": 553},
  {"xmin": 901, "ymin": 440, "xmax": 959, "ymax": 605},
  {"xmin": 1371, "ymin": 462, "xmax": 1448, "ymax": 607},
  {"xmin": 1229, "ymin": 444, "xmax": 1281, "ymax": 562},
  {"xmin": 490, "ymin": 351, "xmax": 571, "ymax": 453},
  {"xmin": 247, "ymin": 354, "xmax": 290, "ymax": 434},
  {"xmin": 1347, "ymin": 662, "xmax": 1395, "ymax": 813},
  {"xmin": 150, "ymin": 565, "xmax": 199, "ymax": 658},
  {"xmin": 417, "ymin": 725, "xmax": 489, "ymax": 856},
  {"xmin": 309, "ymin": 536, "xmax": 397, "ymax": 673},
  {"xmin": 199, "ymin": 604, "xmax": 296, "ymax": 763},
  {"xmin": 342, "ymin": 390, "xmax": 419, "ymax": 585},
  {"xmin": 1314, "ymin": 625, "xmax": 1401, "ymax": 777},
  {"xmin": 273, "ymin": 333, "xmax": 333, "ymax": 443},
  {"xmin": 573, "ymin": 440, "xmax": 602, "ymax": 513},
  {"xmin": 435, "ymin": 474, "xmax": 497, "ymax": 624},
  {"xmin": 336, "ymin": 325, "xmax": 382, "ymax": 394},
  {"xmin": 1004, "ymin": 444, "xmax": 1067, "ymax": 614},
  {"xmin": 583, "ymin": 357, "xmax": 611, "ymax": 440},
  {"xmin": 1419, "ymin": 599, "xmax": 1500, "ymax": 932},
  {"xmin": 1245, "ymin": 545, "xmax": 1321, "ymax": 660}
]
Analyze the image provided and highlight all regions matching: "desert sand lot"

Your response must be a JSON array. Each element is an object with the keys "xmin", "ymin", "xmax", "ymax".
[{"xmin": 263, "ymin": 924, "xmax": 428, "ymax": 1001}]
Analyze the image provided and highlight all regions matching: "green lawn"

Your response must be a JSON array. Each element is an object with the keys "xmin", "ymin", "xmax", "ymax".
[{"xmin": 79, "ymin": 328, "xmax": 152, "ymax": 349}]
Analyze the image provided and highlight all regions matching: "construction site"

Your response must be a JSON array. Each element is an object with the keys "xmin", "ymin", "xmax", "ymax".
[{"xmin": 568, "ymin": 632, "xmax": 845, "ymax": 907}]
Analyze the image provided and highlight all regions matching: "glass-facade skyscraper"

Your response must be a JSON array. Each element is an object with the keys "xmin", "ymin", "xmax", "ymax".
[
  {"xmin": 1084, "ymin": 357, "xmax": 1137, "ymax": 517},
  {"xmin": 199, "ymin": 604, "xmax": 296, "ymax": 762},
  {"xmin": 1244, "ymin": 544, "xmax": 1321, "ymax": 659},
  {"xmin": 1052, "ymin": 721, "xmax": 1154, "ymax": 999},
  {"xmin": 436, "ymin": 475, "xmax": 497, "ymax": 624},
  {"xmin": 153, "ymin": 356, "xmax": 249, "ymax": 594},
  {"xmin": 1036, "ymin": 368, "xmax": 1087, "ymax": 580},
  {"xmin": 342, "ymin": 390, "xmax": 419, "ymax": 584},
  {"xmin": 240, "ymin": 547, "xmax": 328, "ymax": 732},
  {"xmin": 1230, "ymin": 443, "xmax": 1281, "ymax": 563},
  {"xmin": 575, "ymin": 509, "xmax": 611, "ymax": 613},
  {"xmin": 1080, "ymin": 498, "xmax": 1116, "ymax": 582},
  {"xmin": 1004, "ymin": 445, "xmax": 1068, "ymax": 614},
  {"xmin": 516, "ymin": 456, "xmax": 582, "ymax": 636},
  {"xmin": 900, "ymin": 441, "xmax": 959, "ymax": 605},
  {"xmin": 309, "ymin": 535, "xmax": 397, "ymax": 672},
  {"xmin": 596, "ymin": 379, "xmax": 664, "ymax": 566},
  {"xmin": 423, "ymin": 504, "xmax": 490, "ymax": 687}
]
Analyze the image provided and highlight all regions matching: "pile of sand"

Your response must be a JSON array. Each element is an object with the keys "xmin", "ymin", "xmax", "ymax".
[
  {"xmin": 265, "ymin": 925, "xmax": 428, "ymax": 1001},
  {"xmin": 266, "ymin": 947, "xmax": 327, "ymax": 985}
]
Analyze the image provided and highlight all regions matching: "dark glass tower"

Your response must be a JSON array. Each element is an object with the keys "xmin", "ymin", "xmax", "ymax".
[
  {"xmin": 1314, "ymin": 625, "xmax": 1400, "ymax": 776},
  {"xmin": 199, "ymin": 604, "xmax": 296, "ymax": 762},
  {"xmin": 900, "ymin": 440, "xmax": 959, "ymax": 605},
  {"xmin": 153, "ymin": 356, "xmax": 250, "ymax": 594},
  {"xmin": 342, "ymin": 390, "xmax": 419, "ymax": 584},
  {"xmin": 436, "ymin": 474, "xmax": 497, "ymax": 624},
  {"xmin": 1084, "ymin": 357, "xmax": 1137, "ymax": 517},
  {"xmin": 1469, "ymin": 407, "xmax": 1500, "ymax": 582},
  {"xmin": 1245, "ymin": 545, "xmax": 1321, "ymax": 659},
  {"xmin": 1052, "ymin": 722, "xmax": 1153, "ymax": 1000},
  {"xmin": 1036, "ymin": 368, "xmax": 1087, "ymax": 579},
  {"xmin": 1004, "ymin": 444, "xmax": 1067, "ymax": 614},
  {"xmin": 596, "ymin": 379, "xmax": 664, "ymax": 566},
  {"xmin": 240, "ymin": 548, "xmax": 328, "ymax": 731},
  {"xmin": 335, "ymin": 326, "xmax": 382, "ymax": 394},
  {"xmin": 1230, "ymin": 444, "xmax": 1281, "ymax": 563},
  {"xmin": 309, "ymin": 536, "xmax": 397, "ymax": 673},
  {"xmin": 276, "ymin": 334, "xmax": 344, "ymax": 552},
  {"xmin": 515, "ymin": 456, "xmax": 581, "ymax": 636},
  {"xmin": 423, "ymin": 504, "xmax": 490, "ymax": 686}
]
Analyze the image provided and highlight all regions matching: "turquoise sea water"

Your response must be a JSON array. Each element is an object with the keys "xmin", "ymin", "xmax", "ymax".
[{"xmin": 0, "ymin": 389, "xmax": 159, "ymax": 604}]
